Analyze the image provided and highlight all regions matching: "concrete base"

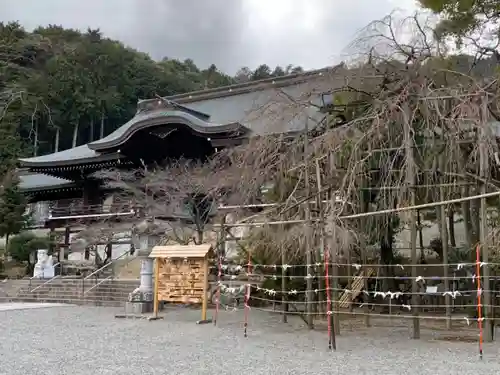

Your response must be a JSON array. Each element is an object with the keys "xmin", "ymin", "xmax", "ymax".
[{"xmin": 125, "ymin": 301, "xmax": 153, "ymax": 314}]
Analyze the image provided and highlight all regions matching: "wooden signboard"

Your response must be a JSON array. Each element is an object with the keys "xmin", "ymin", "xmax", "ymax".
[
  {"xmin": 157, "ymin": 257, "xmax": 206, "ymax": 304},
  {"xmin": 149, "ymin": 244, "xmax": 213, "ymax": 322}
]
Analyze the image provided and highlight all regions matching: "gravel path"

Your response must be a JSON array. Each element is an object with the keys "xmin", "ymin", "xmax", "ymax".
[{"xmin": 0, "ymin": 303, "xmax": 499, "ymax": 375}]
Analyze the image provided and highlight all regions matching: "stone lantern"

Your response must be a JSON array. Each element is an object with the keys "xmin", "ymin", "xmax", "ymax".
[{"xmin": 127, "ymin": 219, "xmax": 163, "ymax": 313}]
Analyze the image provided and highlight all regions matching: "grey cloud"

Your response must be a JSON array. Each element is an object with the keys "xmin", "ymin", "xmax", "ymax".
[
  {"xmin": 128, "ymin": 0, "xmax": 250, "ymax": 73},
  {"xmin": 0, "ymin": 0, "xmax": 415, "ymax": 74}
]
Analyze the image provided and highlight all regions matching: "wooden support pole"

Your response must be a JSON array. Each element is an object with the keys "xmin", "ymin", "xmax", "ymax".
[
  {"xmin": 315, "ymin": 159, "xmax": 326, "ymax": 316},
  {"xmin": 304, "ymin": 119, "xmax": 314, "ymax": 329},
  {"xmin": 439, "ymin": 154, "xmax": 452, "ymax": 330},
  {"xmin": 360, "ymin": 180, "xmax": 370, "ymax": 327},
  {"xmin": 479, "ymin": 105, "xmax": 492, "ymax": 342},
  {"xmin": 329, "ymin": 152, "xmax": 340, "ymax": 335},
  {"xmin": 403, "ymin": 103, "xmax": 420, "ymax": 339},
  {"xmin": 201, "ymin": 257, "xmax": 209, "ymax": 321},
  {"xmin": 216, "ymin": 190, "xmax": 500, "ymax": 228},
  {"xmin": 153, "ymin": 258, "xmax": 160, "ymax": 318},
  {"xmin": 282, "ymin": 246, "xmax": 288, "ymax": 323}
]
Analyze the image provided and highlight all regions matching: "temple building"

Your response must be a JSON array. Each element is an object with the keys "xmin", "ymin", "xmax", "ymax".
[{"xmin": 17, "ymin": 66, "xmax": 345, "ymax": 262}]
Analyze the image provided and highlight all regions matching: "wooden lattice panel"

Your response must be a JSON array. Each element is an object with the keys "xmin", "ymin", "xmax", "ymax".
[{"xmin": 157, "ymin": 258, "xmax": 206, "ymax": 304}]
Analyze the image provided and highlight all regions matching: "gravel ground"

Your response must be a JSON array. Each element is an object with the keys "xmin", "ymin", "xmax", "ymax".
[{"xmin": 0, "ymin": 303, "xmax": 499, "ymax": 375}]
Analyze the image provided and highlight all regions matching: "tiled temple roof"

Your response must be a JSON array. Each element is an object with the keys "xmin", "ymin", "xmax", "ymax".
[{"xmin": 18, "ymin": 65, "xmax": 347, "ymax": 192}]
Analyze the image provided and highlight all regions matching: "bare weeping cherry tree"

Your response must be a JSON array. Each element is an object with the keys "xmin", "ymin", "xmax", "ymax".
[{"xmin": 314, "ymin": 11, "xmax": 500, "ymax": 338}]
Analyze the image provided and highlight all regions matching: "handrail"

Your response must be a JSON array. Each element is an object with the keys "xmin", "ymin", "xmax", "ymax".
[
  {"xmin": 28, "ymin": 275, "xmax": 38, "ymax": 290},
  {"xmin": 84, "ymin": 250, "xmax": 132, "ymax": 280},
  {"xmin": 29, "ymin": 262, "xmax": 61, "ymax": 291},
  {"xmin": 30, "ymin": 275, "xmax": 61, "ymax": 293},
  {"xmin": 84, "ymin": 275, "xmax": 113, "ymax": 295}
]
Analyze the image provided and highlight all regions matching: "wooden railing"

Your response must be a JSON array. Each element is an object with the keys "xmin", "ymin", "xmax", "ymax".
[{"xmin": 48, "ymin": 203, "xmax": 137, "ymax": 220}]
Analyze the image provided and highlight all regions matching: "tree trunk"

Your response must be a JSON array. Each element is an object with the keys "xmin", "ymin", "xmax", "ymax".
[
  {"xmin": 33, "ymin": 120, "xmax": 38, "ymax": 156},
  {"xmin": 54, "ymin": 128, "xmax": 60, "ymax": 152},
  {"xmin": 461, "ymin": 194, "xmax": 473, "ymax": 249},
  {"xmin": 417, "ymin": 210, "xmax": 425, "ymax": 261},
  {"xmin": 470, "ymin": 194, "xmax": 480, "ymax": 247},
  {"xmin": 89, "ymin": 118, "xmax": 94, "ymax": 142},
  {"xmin": 100, "ymin": 112, "xmax": 105, "ymax": 139},
  {"xmin": 448, "ymin": 207, "xmax": 456, "ymax": 248},
  {"xmin": 72, "ymin": 120, "xmax": 79, "ymax": 148}
]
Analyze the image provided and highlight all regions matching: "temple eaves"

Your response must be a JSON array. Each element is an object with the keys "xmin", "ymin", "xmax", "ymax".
[{"xmin": 18, "ymin": 170, "xmax": 77, "ymax": 195}]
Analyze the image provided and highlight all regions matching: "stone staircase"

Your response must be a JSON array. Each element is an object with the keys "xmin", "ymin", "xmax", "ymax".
[{"xmin": 1, "ymin": 277, "xmax": 139, "ymax": 307}]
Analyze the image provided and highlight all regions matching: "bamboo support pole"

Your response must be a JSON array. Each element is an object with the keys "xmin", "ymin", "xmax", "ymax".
[{"xmin": 214, "ymin": 190, "xmax": 500, "ymax": 228}]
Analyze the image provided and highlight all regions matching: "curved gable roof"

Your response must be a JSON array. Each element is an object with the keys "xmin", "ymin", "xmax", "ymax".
[{"xmin": 88, "ymin": 109, "xmax": 249, "ymax": 152}]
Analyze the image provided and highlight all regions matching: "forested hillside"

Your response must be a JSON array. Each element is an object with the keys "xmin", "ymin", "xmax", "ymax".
[{"xmin": 0, "ymin": 21, "xmax": 304, "ymax": 163}]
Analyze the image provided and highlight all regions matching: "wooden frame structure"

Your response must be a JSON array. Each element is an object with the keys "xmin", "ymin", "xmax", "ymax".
[{"xmin": 149, "ymin": 244, "xmax": 213, "ymax": 323}]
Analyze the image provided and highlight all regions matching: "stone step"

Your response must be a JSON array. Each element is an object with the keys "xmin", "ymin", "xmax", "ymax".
[{"xmin": 12, "ymin": 296, "xmax": 123, "ymax": 307}]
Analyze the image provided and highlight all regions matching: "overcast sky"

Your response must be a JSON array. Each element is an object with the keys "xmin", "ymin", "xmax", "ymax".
[{"xmin": 1, "ymin": 0, "xmax": 418, "ymax": 74}]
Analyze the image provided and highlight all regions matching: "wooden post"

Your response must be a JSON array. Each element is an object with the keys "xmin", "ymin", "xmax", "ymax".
[
  {"xmin": 439, "ymin": 154, "xmax": 452, "ymax": 329},
  {"xmin": 282, "ymin": 247, "xmax": 288, "ymax": 323},
  {"xmin": 403, "ymin": 103, "xmax": 420, "ymax": 339},
  {"xmin": 153, "ymin": 258, "xmax": 160, "ymax": 318},
  {"xmin": 201, "ymin": 257, "xmax": 209, "ymax": 321},
  {"xmin": 303, "ymin": 118, "xmax": 314, "ymax": 329},
  {"xmin": 329, "ymin": 152, "xmax": 340, "ymax": 335},
  {"xmin": 214, "ymin": 215, "xmax": 226, "ymax": 325},
  {"xmin": 346, "ymin": 246, "xmax": 353, "ymax": 314},
  {"xmin": 360, "ymin": 173, "xmax": 370, "ymax": 327},
  {"xmin": 315, "ymin": 159, "xmax": 326, "ymax": 315},
  {"xmin": 479, "ymin": 103, "xmax": 492, "ymax": 342}
]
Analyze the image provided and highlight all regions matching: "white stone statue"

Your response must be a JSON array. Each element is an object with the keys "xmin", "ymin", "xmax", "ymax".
[{"xmin": 33, "ymin": 249, "xmax": 55, "ymax": 278}]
